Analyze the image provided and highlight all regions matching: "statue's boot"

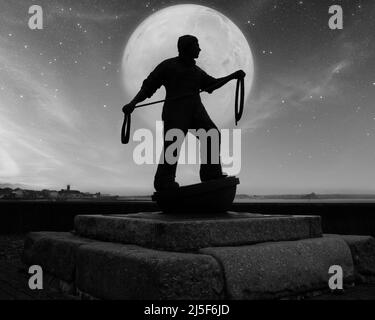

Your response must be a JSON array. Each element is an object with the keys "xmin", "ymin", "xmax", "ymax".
[
  {"xmin": 154, "ymin": 179, "xmax": 180, "ymax": 192},
  {"xmin": 200, "ymin": 163, "xmax": 227, "ymax": 182}
]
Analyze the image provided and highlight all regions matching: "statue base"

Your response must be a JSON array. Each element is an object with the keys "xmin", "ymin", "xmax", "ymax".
[
  {"xmin": 152, "ymin": 176, "xmax": 239, "ymax": 213},
  {"xmin": 22, "ymin": 211, "xmax": 375, "ymax": 299},
  {"xmin": 74, "ymin": 212, "xmax": 322, "ymax": 251}
]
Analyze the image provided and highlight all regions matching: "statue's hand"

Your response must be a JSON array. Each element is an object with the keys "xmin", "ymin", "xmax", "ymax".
[
  {"xmin": 233, "ymin": 70, "xmax": 246, "ymax": 80},
  {"xmin": 122, "ymin": 102, "xmax": 136, "ymax": 114}
]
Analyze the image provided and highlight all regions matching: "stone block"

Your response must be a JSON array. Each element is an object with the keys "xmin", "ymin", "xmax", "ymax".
[
  {"xmin": 76, "ymin": 242, "xmax": 224, "ymax": 300},
  {"xmin": 75, "ymin": 212, "xmax": 322, "ymax": 252},
  {"xmin": 23, "ymin": 232, "xmax": 95, "ymax": 282},
  {"xmin": 200, "ymin": 237, "xmax": 354, "ymax": 299},
  {"xmin": 325, "ymin": 234, "xmax": 375, "ymax": 283}
]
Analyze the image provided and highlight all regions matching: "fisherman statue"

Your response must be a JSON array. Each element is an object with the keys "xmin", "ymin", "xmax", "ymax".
[{"xmin": 122, "ymin": 35, "xmax": 245, "ymax": 192}]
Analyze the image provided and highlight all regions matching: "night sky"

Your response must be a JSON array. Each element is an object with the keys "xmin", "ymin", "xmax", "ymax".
[{"xmin": 0, "ymin": 0, "xmax": 374, "ymax": 195}]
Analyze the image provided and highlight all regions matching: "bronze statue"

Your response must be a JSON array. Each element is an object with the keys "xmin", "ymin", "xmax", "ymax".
[{"xmin": 123, "ymin": 35, "xmax": 245, "ymax": 191}]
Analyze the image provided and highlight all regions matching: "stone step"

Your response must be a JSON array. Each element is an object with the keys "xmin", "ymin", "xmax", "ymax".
[
  {"xmin": 200, "ymin": 237, "xmax": 354, "ymax": 299},
  {"xmin": 74, "ymin": 212, "xmax": 322, "ymax": 251},
  {"xmin": 22, "ymin": 232, "xmax": 365, "ymax": 300},
  {"xmin": 23, "ymin": 232, "xmax": 224, "ymax": 300}
]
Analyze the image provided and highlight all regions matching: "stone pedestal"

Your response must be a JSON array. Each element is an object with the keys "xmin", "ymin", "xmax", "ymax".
[
  {"xmin": 22, "ymin": 212, "xmax": 375, "ymax": 300},
  {"xmin": 74, "ymin": 212, "xmax": 322, "ymax": 251}
]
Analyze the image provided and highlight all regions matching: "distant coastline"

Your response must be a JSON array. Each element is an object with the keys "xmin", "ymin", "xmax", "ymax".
[
  {"xmin": 1, "ymin": 184, "xmax": 375, "ymax": 202},
  {"xmin": 235, "ymin": 192, "xmax": 375, "ymax": 200}
]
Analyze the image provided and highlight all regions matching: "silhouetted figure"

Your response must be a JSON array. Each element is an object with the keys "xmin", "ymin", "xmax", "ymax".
[{"xmin": 123, "ymin": 35, "xmax": 245, "ymax": 191}]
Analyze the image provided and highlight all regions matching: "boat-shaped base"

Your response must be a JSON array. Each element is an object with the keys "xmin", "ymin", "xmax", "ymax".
[{"xmin": 152, "ymin": 176, "xmax": 240, "ymax": 214}]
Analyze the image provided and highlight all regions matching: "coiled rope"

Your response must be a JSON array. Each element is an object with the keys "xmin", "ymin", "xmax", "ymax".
[{"xmin": 121, "ymin": 77, "xmax": 245, "ymax": 144}]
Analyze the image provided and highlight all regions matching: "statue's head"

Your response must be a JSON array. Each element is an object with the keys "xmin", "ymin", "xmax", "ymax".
[{"xmin": 178, "ymin": 35, "xmax": 201, "ymax": 59}]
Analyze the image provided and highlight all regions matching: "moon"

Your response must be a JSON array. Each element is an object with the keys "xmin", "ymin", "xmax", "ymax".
[{"xmin": 122, "ymin": 4, "xmax": 254, "ymax": 128}]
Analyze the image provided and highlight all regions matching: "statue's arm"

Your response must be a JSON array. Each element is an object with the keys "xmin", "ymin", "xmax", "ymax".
[
  {"xmin": 201, "ymin": 70, "xmax": 245, "ymax": 94},
  {"xmin": 123, "ymin": 63, "xmax": 166, "ymax": 113}
]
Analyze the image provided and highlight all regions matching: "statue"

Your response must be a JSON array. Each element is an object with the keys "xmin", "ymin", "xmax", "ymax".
[{"xmin": 122, "ymin": 35, "xmax": 245, "ymax": 213}]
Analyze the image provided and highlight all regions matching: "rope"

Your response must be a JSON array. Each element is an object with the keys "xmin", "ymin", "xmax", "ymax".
[
  {"xmin": 121, "ymin": 77, "xmax": 245, "ymax": 144},
  {"xmin": 235, "ymin": 77, "xmax": 245, "ymax": 126},
  {"xmin": 121, "ymin": 111, "xmax": 131, "ymax": 144}
]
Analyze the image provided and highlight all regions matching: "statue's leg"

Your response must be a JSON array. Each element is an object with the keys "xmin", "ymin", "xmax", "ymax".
[
  {"xmin": 154, "ymin": 120, "xmax": 187, "ymax": 191},
  {"xmin": 192, "ymin": 107, "xmax": 224, "ymax": 182}
]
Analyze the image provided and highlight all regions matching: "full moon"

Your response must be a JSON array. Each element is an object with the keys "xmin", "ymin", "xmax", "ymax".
[{"xmin": 122, "ymin": 4, "xmax": 254, "ymax": 128}]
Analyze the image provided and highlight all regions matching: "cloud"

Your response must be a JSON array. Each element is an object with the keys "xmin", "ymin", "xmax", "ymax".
[
  {"xmin": 0, "ymin": 34, "xmax": 82, "ymax": 182},
  {"xmin": 239, "ymin": 34, "xmax": 372, "ymax": 132},
  {"xmin": 0, "ymin": 41, "xmax": 81, "ymax": 129},
  {"xmin": 239, "ymin": 61, "xmax": 347, "ymax": 132},
  {"xmin": 0, "ymin": 148, "xmax": 20, "ymax": 177}
]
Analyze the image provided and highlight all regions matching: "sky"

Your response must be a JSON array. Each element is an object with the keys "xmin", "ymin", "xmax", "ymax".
[{"xmin": 0, "ymin": 0, "xmax": 374, "ymax": 195}]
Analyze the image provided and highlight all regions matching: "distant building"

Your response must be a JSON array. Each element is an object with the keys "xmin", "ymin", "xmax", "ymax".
[
  {"xmin": 41, "ymin": 189, "xmax": 59, "ymax": 199},
  {"xmin": 58, "ymin": 185, "xmax": 82, "ymax": 199},
  {"xmin": 0, "ymin": 185, "xmax": 118, "ymax": 201},
  {"xmin": 13, "ymin": 188, "xmax": 24, "ymax": 199},
  {"xmin": 49, "ymin": 191, "xmax": 59, "ymax": 199},
  {"xmin": 302, "ymin": 192, "xmax": 318, "ymax": 200}
]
